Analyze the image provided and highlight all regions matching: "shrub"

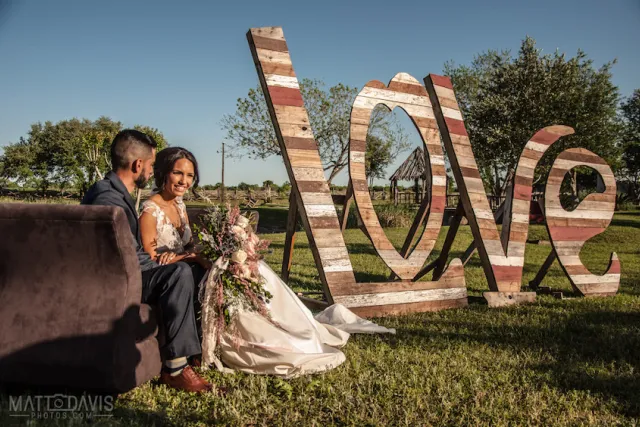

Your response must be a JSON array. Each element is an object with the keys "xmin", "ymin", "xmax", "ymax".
[{"xmin": 343, "ymin": 203, "xmax": 416, "ymax": 228}]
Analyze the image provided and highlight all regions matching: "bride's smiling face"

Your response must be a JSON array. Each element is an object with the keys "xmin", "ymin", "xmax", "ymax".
[{"xmin": 163, "ymin": 158, "xmax": 195, "ymax": 198}]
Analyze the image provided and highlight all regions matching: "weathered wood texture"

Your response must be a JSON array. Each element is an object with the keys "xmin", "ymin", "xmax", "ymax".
[
  {"xmin": 483, "ymin": 292, "xmax": 537, "ymax": 307},
  {"xmin": 349, "ymin": 73, "xmax": 447, "ymax": 280},
  {"xmin": 248, "ymin": 27, "xmax": 355, "ymax": 303},
  {"xmin": 335, "ymin": 259, "xmax": 468, "ymax": 317},
  {"xmin": 544, "ymin": 148, "xmax": 620, "ymax": 296},
  {"xmin": 248, "ymin": 28, "xmax": 467, "ymax": 316},
  {"xmin": 425, "ymin": 73, "xmax": 575, "ymax": 293}
]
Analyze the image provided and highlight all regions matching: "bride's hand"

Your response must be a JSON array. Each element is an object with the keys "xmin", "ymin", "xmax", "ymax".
[{"xmin": 157, "ymin": 251, "xmax": 177, "ymax": 265}]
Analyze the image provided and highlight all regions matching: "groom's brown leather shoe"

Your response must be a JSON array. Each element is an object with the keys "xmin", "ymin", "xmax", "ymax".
[{"xmin": 160, "ymin": 366, "xmax": 213, "ymax": 393}]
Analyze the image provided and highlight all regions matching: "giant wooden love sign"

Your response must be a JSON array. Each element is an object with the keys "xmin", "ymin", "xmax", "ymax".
[{"xmin": 246, "ymin": 27, "xmax": 620, "ymax": 316}]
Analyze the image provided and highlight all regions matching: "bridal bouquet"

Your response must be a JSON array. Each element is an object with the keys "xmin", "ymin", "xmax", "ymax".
[{"xmin": 192, "ymin": 205, "xmax": 272, "ymax": 367}]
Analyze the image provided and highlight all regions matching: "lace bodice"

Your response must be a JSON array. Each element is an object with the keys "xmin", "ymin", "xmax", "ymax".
[{"xmin": 140, "ymin": 198, "xmax": 192, "ymax": 254}]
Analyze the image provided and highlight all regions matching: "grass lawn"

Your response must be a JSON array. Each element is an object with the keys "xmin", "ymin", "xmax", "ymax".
[{"xmin": 2, "ymin": 208, "xmax": 640, "ymax": 426}]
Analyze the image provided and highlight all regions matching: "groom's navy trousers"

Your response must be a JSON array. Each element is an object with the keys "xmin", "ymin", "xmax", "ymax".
[{"xmin": 82, "ymin": 172, "xmax": 201, "ymax": 361}]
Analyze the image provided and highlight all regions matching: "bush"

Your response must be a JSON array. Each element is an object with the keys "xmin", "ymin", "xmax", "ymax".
[
  {"xmin": 343, "ymin": 203, "xmax": 416, "ymax": 228},
  {"xmin": 616, "ymin": 193, "xmax": 638, "ymax": 211},
  {"xmin": 617, "ymin": 201, "xmax": 637, "ymax": 211}
]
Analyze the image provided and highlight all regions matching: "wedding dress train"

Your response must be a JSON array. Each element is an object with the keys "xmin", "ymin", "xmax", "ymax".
[
  {"xmin": 140, "ymin": 198, "xmax": 394, "ymax": 378},
  {"xmin": 211, "ymin": 261, "xmax": 395, "ymax": 378}
]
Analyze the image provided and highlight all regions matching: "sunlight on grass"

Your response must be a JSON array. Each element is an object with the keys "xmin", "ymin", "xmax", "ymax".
[{"xmin": 2, "ymin": 208, "xmax": 640, "ymax": 426}]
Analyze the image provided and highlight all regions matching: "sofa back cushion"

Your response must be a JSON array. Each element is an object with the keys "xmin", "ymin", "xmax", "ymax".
[{"xmin": 0, "ymin": 203, "xmax": 147, "ymax": 390}]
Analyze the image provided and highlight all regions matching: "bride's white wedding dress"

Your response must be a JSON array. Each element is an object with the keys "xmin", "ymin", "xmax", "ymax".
[{"xmin": 141, "ymin": 199, "xmax": 395, "ymax": 378}]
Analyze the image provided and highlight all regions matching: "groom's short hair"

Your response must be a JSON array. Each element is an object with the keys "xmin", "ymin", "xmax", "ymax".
[{"xmin": 110, "ymin": 129, "xmax": 158, "ymax": 171}]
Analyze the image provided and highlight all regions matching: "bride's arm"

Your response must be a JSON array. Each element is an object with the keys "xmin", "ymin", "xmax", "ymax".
[{"xmin": 140, "ymin": 210, "xmax": 197, "ymax": 265}]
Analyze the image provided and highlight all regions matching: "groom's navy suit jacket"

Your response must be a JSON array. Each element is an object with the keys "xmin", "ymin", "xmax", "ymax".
[{"xmin": 81, "ymin": 171, "xmax": 158, "ymax": 272}]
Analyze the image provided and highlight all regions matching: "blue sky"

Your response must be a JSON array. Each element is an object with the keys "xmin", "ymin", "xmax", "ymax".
[{"xmin": 0, "ymin": 0, "xmax": 638, "ymax": 186}]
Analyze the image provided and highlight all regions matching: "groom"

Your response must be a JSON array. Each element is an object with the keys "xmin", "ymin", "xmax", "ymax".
[{"xmin": 82, "ymin": 129, "xmax": 213, "ymax": 393}]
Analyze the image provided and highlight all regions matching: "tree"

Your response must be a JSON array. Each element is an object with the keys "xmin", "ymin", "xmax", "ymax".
[
  {"xmin": 278, "ymin": 181, "xmax": 292, "ymax": 198},
  {"xmin": 0, "ymin": 134, "xmax": 38, "ymax": 188},
  {"xmin": 620, "ymin": 89, "xmax": 640, "ymax": 201},
  {"xmin": 237, "ymin": 182, "xmax": 252, "ymax": 191},
  {"xmin": 80, "ymin": 117, "xmax": 123, "ymax": 187},
  {"xmin": 221, "ymin": 80, "xmax": 410, "ymax": 184},
  {"xmin": 1, "ymin": 118, "xmax": 169, "ymax": 196},
  {"xmin": 133, "ymin": 125, "xmax": 169, "ymax": 152},
  {"xmin": 365, "ymin": 135, "xmax": 394, "ymax": 186},
  {"xmin": 0, "ymin": 119, "xmax": 99, "ymax": 193},
  {"xmin": 444, "ymin": 37, "xmax": 622, "ymax": 196}
]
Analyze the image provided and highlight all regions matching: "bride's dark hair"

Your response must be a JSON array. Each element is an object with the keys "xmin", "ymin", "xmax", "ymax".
[{"xmin": 153, "ymin": 147, "xmax": 200, "ymax": 190}]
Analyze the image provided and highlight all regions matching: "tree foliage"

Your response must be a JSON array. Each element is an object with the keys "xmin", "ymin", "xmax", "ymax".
[
  {"xmin": 221, "ymin": 79, "xmax": 410, "ymax": 184},
  {"xmin": 620, "ymin": 89, "xmax": 640, "ymax": 200},
  {"xmin": 365, "ymin": 135, "xmax": 394, "ymax": 186},
  {"xmin": 444, "ymin": 37, "xmax": 622, "ymax": 195},
  {"xmin": 0, "ymin": 117, "xmax": 168, "ymax": 194}
]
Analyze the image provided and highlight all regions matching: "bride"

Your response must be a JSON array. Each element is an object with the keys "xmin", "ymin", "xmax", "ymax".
[{"xmin": 140, "ymin": 147, "xmax": 394, "ymax": 378}]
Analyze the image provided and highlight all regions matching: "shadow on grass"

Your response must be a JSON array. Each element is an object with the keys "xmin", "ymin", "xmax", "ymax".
[
  {"xmin": 346, "ymin": 243, "xmax": 380, "ymax": 257},
  {"xmin": 391, "ymin": 306, "xmax": 640, "ymax": 417},
  {"xmin": 0, "ymin": 305, "xmax": 171, "ymax": 426},
  {"xmin": 611, "ymin": 218, "xmax": 640, "ymax": 229},
  {"xmin": 0, "ymin": 395, "xmax": 180, "ymax": 426},
  {"xmin": 111, "ymin": 408, "xmax": 178, "ymax": 426},
  {"xmin": 614, "ymin": 211, "xmax": 640, "ymax": 217}
]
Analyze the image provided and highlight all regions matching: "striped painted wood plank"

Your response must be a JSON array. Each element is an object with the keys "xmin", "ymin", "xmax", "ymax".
[
  {"xmin": 348, "ymin": 298, "xmax": 469, "ymax": 318},
  {"xmin": 248, "ymin": 27, "xmax": 356, "ymax": 302},
  {"xmin": 349, "ymin": 73, "xmax": 447, "ymax": 280},
  {"xmin": 248, "ymin": 28, "xmax": 467, "ymax": 317},
  {"xmin": 333, "ymin": 287, "xmax": 468, "ymax": 308},
  {"xmin": 544, "ymin": 148, "xmax": 619, "ymax": 296},
  {"xmin": 332, "ymin": 259, "xmax": 467, "ymax": 316},
  {"xmin": 425, "ymin": 73, "xmax": 578, "ymax": 293}
]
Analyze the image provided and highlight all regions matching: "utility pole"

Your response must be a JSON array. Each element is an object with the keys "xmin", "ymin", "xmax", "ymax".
[{"xmin": 220, "ymin": 142, "xmax": 226, "ymax": 203}]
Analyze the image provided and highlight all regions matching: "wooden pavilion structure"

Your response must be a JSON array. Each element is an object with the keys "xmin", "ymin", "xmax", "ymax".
[{"xmin": 389, "ymin": 146, "xmax": 432, "ymax": 205}]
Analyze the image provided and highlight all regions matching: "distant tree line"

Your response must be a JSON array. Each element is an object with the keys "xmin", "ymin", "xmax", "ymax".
[
  {"xmin": 2, "ymin": 37, "xmax": 639, "ymax": 205},
  {"xmin": 0, "ymin": 117, "xmax": 167, "ymax": 195},
  {"xmin": 224, "ymin": 36, "xmax": 639, "ymax": 203},
  {"xmin": 197, "ymin": 182, "xmax": 422, "ymax": 195}
]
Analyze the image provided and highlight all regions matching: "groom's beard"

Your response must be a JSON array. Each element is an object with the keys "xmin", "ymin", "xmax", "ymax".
[{"xmin": 134, "ymin": 167, "xmax": 150, "ymax": 189}]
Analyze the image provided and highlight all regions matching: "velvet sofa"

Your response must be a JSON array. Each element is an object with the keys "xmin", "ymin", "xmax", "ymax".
[{"xmin": 0, "ymin": 203, "xmax": 162, "ymax": 393}]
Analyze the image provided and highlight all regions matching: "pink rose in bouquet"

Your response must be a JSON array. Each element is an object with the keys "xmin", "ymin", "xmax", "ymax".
[
  {"xmin": 235, "ymin": 215, "xmax": 250, "ymax": 229},
  {"xmin": 231, "ymin": 225, "xmax": 247, "ymax": 241},
  {"xmin": 193, "ymin": 204, "xmax": 273, "ymax": 344},
  {"xmin": 230, "ymin": 249, "xmax": 248, "ymax": 264}
]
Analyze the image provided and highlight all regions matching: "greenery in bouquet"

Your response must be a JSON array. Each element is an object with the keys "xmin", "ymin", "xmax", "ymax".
[{"xmin": 192, "ymin": 205, "xmax": 272, "ymax": 328}]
